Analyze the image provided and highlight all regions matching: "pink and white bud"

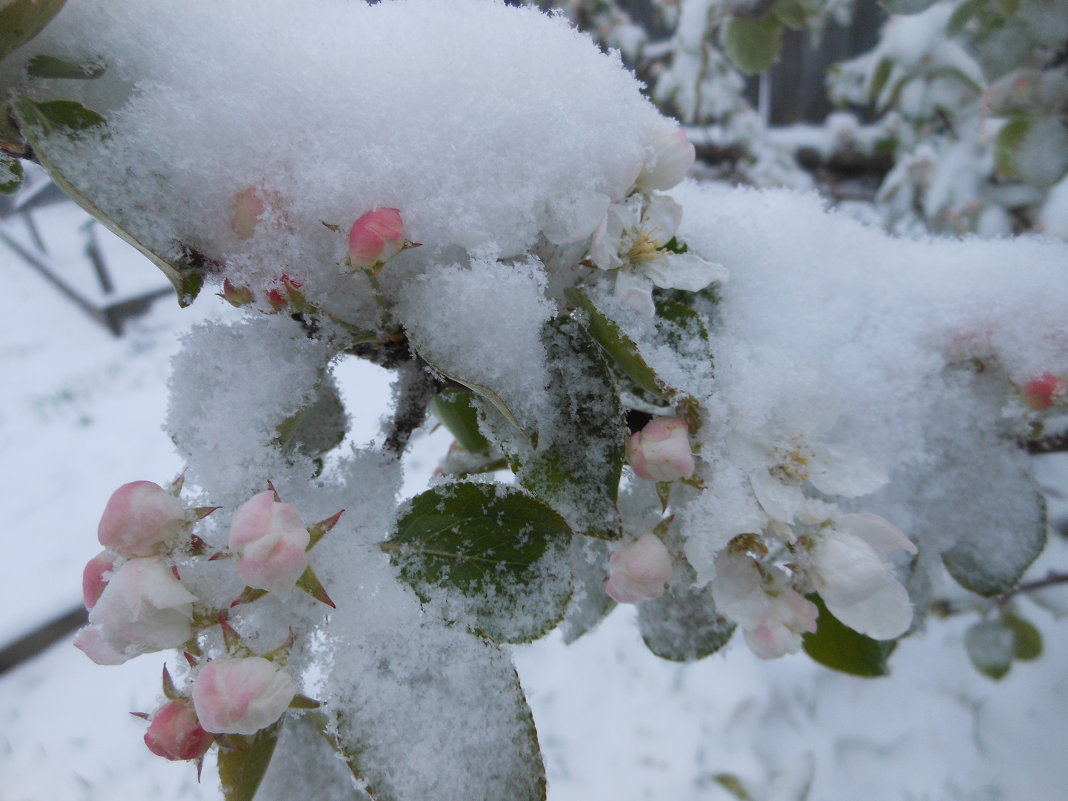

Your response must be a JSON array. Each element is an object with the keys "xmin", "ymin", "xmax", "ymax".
[
  {"xmin": 229, "ymin": 491, "xmax": 310, "ymax": 596},
  {"xmin": 84, "ymin": 557, "xmax": 197, "ymax": 663},
  {"xmin": 1021, "ymin": 373, "xmax": 1067, "ymax": 410},
  {"xmin": 82, "ymin": 550, "xmax": 117, "ymax": 610},
  {"xmin": 743, "ymin": 587, "xmax": 818, "ymax": 659},
  {"xmin": 636, "ymin": 127, "xmax": 695, "ymax": 191},
  {"xmin": 231, "ymin": 187, "xmax": 284, "ymax": 240},
  {"xmin": 347, "ymin": 208, "xmax": 405, "ymax": 269},
  {"xmin": 97, "ymin": 481, "xmax": 188, "ymax": 557},
  {"xmin": 605, "ymin": 533, "xmax": 674, "ymax": 603},
  {"xmin": 144, "ymin": 699, "xmax": 214, "ymax": 761},
  {"xmin": 192, "ymin": 657, "xmax": 298, "ymax": 735},
  {"xmin": 627, "ymin": 417, "xmax": 695, "ymax": 482},
  {"xmin": 73, "ymin": 625, "xmax": 127, "ymax": 665}
]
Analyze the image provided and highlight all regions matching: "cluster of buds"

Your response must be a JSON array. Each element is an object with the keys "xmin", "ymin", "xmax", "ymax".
[{"xmin": 76, "ymin": 478, "xmax": 340, "ymax": 762}]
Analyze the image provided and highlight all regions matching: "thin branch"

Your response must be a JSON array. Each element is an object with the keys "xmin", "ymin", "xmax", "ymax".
[
  {"xmin": 1001, "ymin": 570, "xmax": 1068, "ymax": 600},
  {"xmin": 384, "ymin": 358, "xmax": 441, "ymax": 456},
  {"xmin": 1026, "ymin": 432, "xmax": 1068, "ymax": 455}
]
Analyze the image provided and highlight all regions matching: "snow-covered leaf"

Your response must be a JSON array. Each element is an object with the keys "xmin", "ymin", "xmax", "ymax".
[
  {"xmin": 217, "ymin": 720, "xmax": 283, "ymax": 801},
  {"xmin": 964, "ymin": 619, "xmax": 1014, "ymax": 679},
  {"xmin": 802, "ymin": 594, "xmax": 895, "ymax": 677},
  {"xmin": 638, "ymin": 580, "xmax": 735, "ymax": 662},
  {"xmin": 385, "ymin": 482, "xmax": 573, "ymax": 643},
  {"xmin": 559, "ymin": 536, "xmax": 617, "ymax": 644},
  {"xmin": 514, "ymin": 317, "xmax": 626, "ymax": 540},
  {"xmin": 0, "ymin": 0, "xmax": 66, "ymax": 62},
  {"xmin": 11, "ymin": 97, "xmax": 207, "ymax": 306},
  {"xmin": 430, "ymin": 387, "xmax": 492, "ymax": 456},
  {"xmin": 275, "ymin": 374, "xmax": 348, "ymax": 462},
  {"xmin": 942, "ymin": 484, "xmax": 1047, "ymax": 597},
  {"xmin": 0, "ymin": 153, "xmax": 22, "ymax": 194},
  {"xmin": 723, "ymin": 14, "xmax": 783, "ymax": 75},
  {"xmin": 26, "ymin": 54, "xmax": 105, "ymax": 79}
]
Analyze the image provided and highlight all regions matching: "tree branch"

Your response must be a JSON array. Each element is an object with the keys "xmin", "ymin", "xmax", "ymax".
[
  {"xmin": 384, "ymin": 358, "xmax": 442, "ymax": 456},
  {"xmin": 1026, "ymin": 432, "xmax": 1068, "ymax": 454}
]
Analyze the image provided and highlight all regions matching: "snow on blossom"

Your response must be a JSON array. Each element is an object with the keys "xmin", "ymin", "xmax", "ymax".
[
  {"xmin": 605, "ymin": 533, "xmax": 674, "ymax": 603},
  {"xmin": 711, "ymin": 551, "xmax": 818, "ymax": 659},
  {"xmin": 347, "ymin": 208, "xmax": 407, "ymax": 270},
  {"xmin": 636, "ymin": 127, "xmax": 695, "ymax": 192},
  {"xmin": 192, "ymin": 657, "xmax": 298, "ymax": 735},
  {"xmin": 808, "ymin": 514, "xmax": 918, "ymax": 640},
  {"xmin": 81, "ymin": 550, "xmax": 117, "ymax": 610},
  {"xmin": 97, "ymin": 480, "xmax": 188, "ymax": 557},
  {"xmin": 627, "ymin": 416, "xmax": 696, "ymax": 482},
  {"xmin": 588, "ymin": 193, "xmax": 727, "ymax": 316},
  {"xmin": 229, "ymin": 490, "xmax": 310, "ymax": 596},
  {"xmin": 144, "ymin": 699, "xmax": 215, "ymax": 761},
  {"xmin": 79, "ymin": 557, "xmax": 197, "ymax": 664}
]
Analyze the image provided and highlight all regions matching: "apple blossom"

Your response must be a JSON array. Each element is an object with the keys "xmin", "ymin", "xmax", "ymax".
[
  {"xmin": 808, "ymin": 513, "xmax": 918, "ymax": 640},
  {"xmin": 80, "ymin": 557, "xmax": 197, "ymax": 663},
  {"xmin": 636, "ymin": 127, "xmax": 695, "ymax": 191},
  {"xmin": 588, "ymin": 194, "xmax": 726, "ymax": 316},
  {"xmin": 711, "ymin": 551, "xmax": 818, "ymax": 659},
  {"xmin": 605, "ymin": 533, "xmax": 674, "ymax": 603},
  {"xmin": 192, "ymin": 657, "xmax": 298, "ymax": 735},
  {"xmin": 347, "ymin": 207, "xmax": 406, "ymax": 269},
  {"xmin": 627, "ymin": 416, "xmax": 695, "ymax": 482},
  {"xmin": 229, "ymin": 490, "xmax": 310, "ymax": 596},
  {"xmin": 144, "ymin": 699, "xmax": 214, "ymax": 761},
  {"xmin": 97, "ymin": 480, "xmax": 188, "ymax": 557},
  {"xmin": 82, "ymin": 550, "xmax": 117, "ymax": 610}
]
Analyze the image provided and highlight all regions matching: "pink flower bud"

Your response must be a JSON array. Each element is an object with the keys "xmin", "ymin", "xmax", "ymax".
[
  {"xmin": 229, "ymin": 491, "xmax": 310, "ymax": 596},
  {"xmin": 82, "ymin": 550, "xmax": 117, "ymax": 610},
  {"xmin": 97, "ymin": 481, "xmax": 188, "ymax": 557},
  {"xmin": 627, "ymin": 417, "xmax": 695, "ymax": 482},
  {"xmin": 220, "ymin": 278, "xmax": 255, "ymax": 307},
  {"xmin": 1021, "ymin": 373, "xmax": 1067, "ymax": 410},
  {"xmin": 264, "ymin": 274, "xmax": 303, "ymax": 312},
  {"xmin": 192, "ymin": 657, "xmax": 298, "ymax": 735},
  {"xmin": 144, "ymin": 699, "xmax": 214, "ymax": 761},
  {"xmin": 637, "ymin": 128, "xmax": 695, "ymax": 191},
  {"xmin": 347, "ymin": 208, "xmax": 405, "ymax": 269},
  {"xmin": 230, "ymin": 187, "xmax": 286, "ymax": 240},
  {"xmin": 605, "ymin": 534, "xmax": 674, "ymax": 603}
]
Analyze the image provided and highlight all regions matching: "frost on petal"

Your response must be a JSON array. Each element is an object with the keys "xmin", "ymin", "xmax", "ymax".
[
  {"xmin": 749, "ymin": 471, "xmax": 804, "ymax": 528},
  {"xmin": 807, "ymin": 444, "xmax": 889, "ymax": 498},
  {"xmin": 637, "ymin": 127, "xmax": 696, "ymax": 191},
  {"xmin": 605, "ymin": 534, "xmax": 674, "ymax": 603},
  {"xmin": 543, "ymin": 189, "xmax": 610, "ymax": 245},
  {"xmin": 811, "ymin": 530, "xmax": 889, "ymax": 609},
  {"xmin": 644, "ymin": 251, "xmax": 728, "ymax": 292},
  {"xmin": 193, "ymin": 657, "xmax": 298, "ymax": 735},
  {"xmin": 826, "ymin": 576, "xmax": 914, "ymax": 640},
  {"xmin": 97, "ymin": 481, "xmax": 188, "ymax": 557},
  {"xmin": 614, "ymin": 269, "xmax": 656, "ymax": 316}
]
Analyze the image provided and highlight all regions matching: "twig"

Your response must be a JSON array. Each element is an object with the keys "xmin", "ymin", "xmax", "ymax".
[
  {"xmin": 1026, "ymin": 432, "xmax": 1068, "ymax": 455},
  {"xmin": 384, "ymin": 358, "xmax": 441, "ymax": 456},
  {"xmin": 1001, "ymin": 570, "xmax": 1068, "ymax": 600}
]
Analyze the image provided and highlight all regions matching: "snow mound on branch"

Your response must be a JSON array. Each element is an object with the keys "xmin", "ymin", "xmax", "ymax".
[{"xmin": 27, "ymin": 0, "xmax": 667, "ymax": 297}]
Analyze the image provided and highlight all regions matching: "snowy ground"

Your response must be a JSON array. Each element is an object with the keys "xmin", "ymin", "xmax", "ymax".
[{"xmin": 2, "ymin": 202, "xmax": 1068, "ymax": 801}]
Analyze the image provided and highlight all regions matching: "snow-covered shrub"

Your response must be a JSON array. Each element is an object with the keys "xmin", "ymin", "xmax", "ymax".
[{"xmin": 2, "ymin": 0, "xmax": 1068, "ymax": 799}]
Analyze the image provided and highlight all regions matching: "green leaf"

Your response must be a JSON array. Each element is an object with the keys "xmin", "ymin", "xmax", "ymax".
[
  {"xmin": 879, "ymin": 0, "xmax": 940, "ymax": 13},
  {"xmin": 947, "ymin": 0, "xmax": 984, "ymax": 36},
  {"xmin": 385, "ymin": 482, "xmax": 573, "ymax": 643},
  {"xmin": 0, "ymin": 153, "xmax": 23, "ymax": 194},
  {"xmin": 979, "ymin": 21, "xmax": 1033, "ymax": 82},
  {"xmin": 638, "ymin": 579, "xmax": 736, "ymax": 662},
  {"xmin": 217, "ymin": 720, "xmax": 283, "ymax": 801},
  {"xmin": 868, "ymin": 58, "xmax": 893, "ymax": 102},
  {"xmin": 26, "ymin": 54, "xmax": 105, "ymax": 79},
  {"xmin": 430, "ymin": 387, "xmax": 492, "ymax": 455},
  {"xmin": 11, "ymin": 96, "xmax": 207, "ymax": 306},
  {"xmin": 993, "ymin": 116, "xmax": 1068, "ymax": 187},
  {"xmin": 566, "ymin": 287, "xmax": 669, "ymax": 399},
  {"xmin": 0, "ymin": 0, "xmax": 67, "ymax": 62},
  {"xmin": 1004, "ymin": 613, "xmax": 1043, "ymax": 660},
  {"xmin": 712, "ymin": 774, "xmax": 756, "ymax": 801},
  {"xmin": 943, "ymin": 488, "xmax": 1047, "ymax": 597},
  {"xmin": 802, "ymin": 594, "xmax": 895, "ymax": 677},
  {"xmin": 559, "ymin": 537, "xmax": 617, "ymax": 644},
  {"xmin": 723, "ymin": 14, "xmax": 783, "ymax": 74},
  {"xmin": 514, "ymin": 317, "xmax": 626, "ymax": 540},
  {"xmin": 964, "ymin": 619, "xmax": 1014, "ymax": 679},
  {"xmin": 275, "ymin": 374, "xmax": 348, "ymax": 461},
  {"xmin": 773, "ymin": 0, "xmax": 809, "ymax": 30}
]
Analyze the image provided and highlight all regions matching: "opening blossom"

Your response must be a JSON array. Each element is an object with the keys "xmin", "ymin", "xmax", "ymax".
[
  {"xmin": 192, "ymin": 657, "xmax": 298, "ymax": 735},
  {"xmin": 627, "ymin": 416, "xmax": 696, "ymax": 482},
  {"xmin": 77, "ymin": 556, "xmax": 197, "ymax": 664},
  {"xmin": 636, "ymin": 127, "xmax": 696, "ymax": 192},
  {"xmin": 588, "ymin": 193, "xmax": 727, "ymax": 316},
  {"xmin": 808, "ymin": 513, "xmax": 918, "ymax": 640},
  {"xmin": 144, "ymin": 699, "xmax": 214, "ymax": 762},
  {"xmin": 347, "ymin": 207, "xmax": 406, "ymax": 269},
  {"xmin": 229, "ymin": 490, "xmax": 310, "ymax": 596},
  {"xmin": 605, "ymin": 533, "xmax": 674, "ymax": 603},
  {"xmin": 97, "ymin": 480, "xmax": 188, "ymax": 557}
]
